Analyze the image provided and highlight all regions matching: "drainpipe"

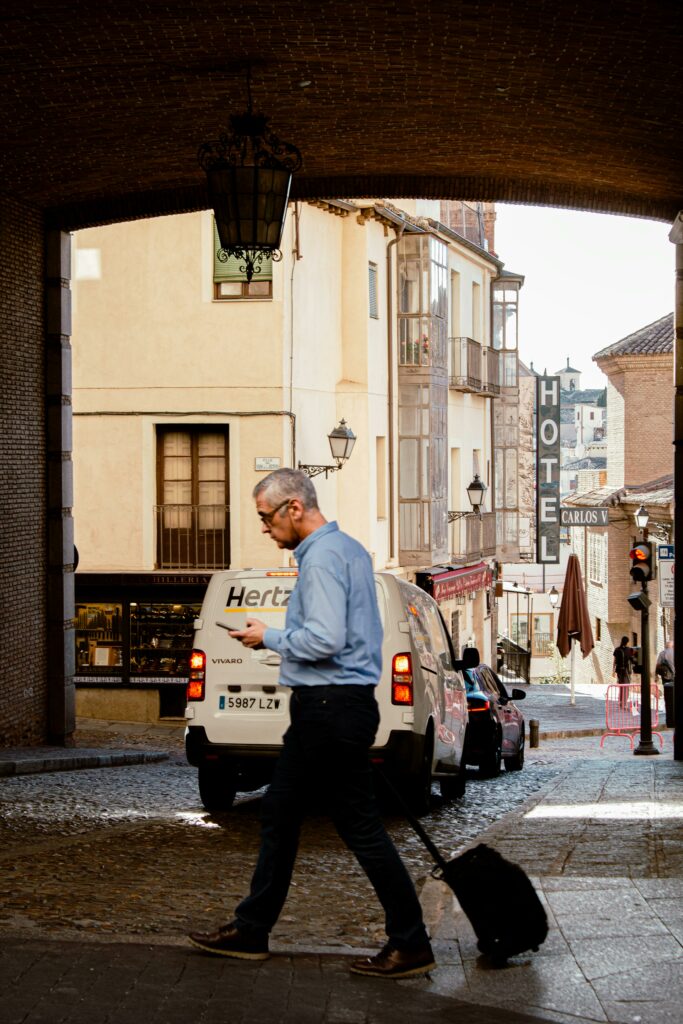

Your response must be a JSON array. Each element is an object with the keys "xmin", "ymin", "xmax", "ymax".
[
  {"xmin": 288, "ymin": 203, "xmax": 302, "ymax": 467},
  {"xmin": 386, "ymin": 226, "xmax": 405, "ymax": 562},
  {"xmin": 669, "ymin": 211, "xmax": 683, "ymax": 760}
]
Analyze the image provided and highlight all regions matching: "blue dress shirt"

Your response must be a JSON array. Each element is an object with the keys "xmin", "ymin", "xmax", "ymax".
[{"xmin": 263, "ymin": 521, "xmax": 383, "ymax": 688}]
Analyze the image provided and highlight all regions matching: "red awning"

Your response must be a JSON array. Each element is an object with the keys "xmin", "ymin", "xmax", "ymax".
[{"xmin": 430, "ymin": 562, "xmax": 493, "ymax": 603}]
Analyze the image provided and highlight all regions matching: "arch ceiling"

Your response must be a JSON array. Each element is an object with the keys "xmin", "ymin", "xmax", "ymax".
[{"xmin": 1, "ymin": 1, "xmax": 681, "ymax": 229}]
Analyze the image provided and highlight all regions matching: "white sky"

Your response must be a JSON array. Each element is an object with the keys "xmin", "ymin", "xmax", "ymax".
[{"xmin": 494, "ymin": 205, "xmax": 675, "ymax": 390}]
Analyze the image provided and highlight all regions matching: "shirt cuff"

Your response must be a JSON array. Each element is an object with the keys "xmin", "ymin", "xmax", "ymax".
[{"xmin": 264, "ymin": 627, "xmax": 285, "ymax": 652}]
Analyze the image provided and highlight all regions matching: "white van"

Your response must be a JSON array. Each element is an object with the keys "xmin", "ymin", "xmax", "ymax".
[{"xmin": 185, "ymin": 569, "xmax": 468, "ymax": 814}]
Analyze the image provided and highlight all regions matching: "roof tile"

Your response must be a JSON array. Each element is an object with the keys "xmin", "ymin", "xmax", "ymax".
[{"xmin": 594, "ymin": 313, "xmax": 673, "ymax": 360}]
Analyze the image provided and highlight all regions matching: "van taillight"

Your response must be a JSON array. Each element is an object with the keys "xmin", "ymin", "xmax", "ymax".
[
  {"xmin": 187, "ymin": 649, "xmax": 206, "ymax": 701},
  {"xmin": 392, "ymin": 653, "xmax": 413, "ymax": 705}
]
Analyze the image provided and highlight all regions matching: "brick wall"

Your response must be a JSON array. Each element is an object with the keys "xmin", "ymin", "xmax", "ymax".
[
  {"xmin": 604, "ymin": 354, "xmax": 673, "ymax": 488},
  {"xmin": 622, "ymin": 357, "xmax": 673, "ymax": 485},
  {"xmin": 0, "ymin": 197, "xmax": 47, "ymax": 745}
]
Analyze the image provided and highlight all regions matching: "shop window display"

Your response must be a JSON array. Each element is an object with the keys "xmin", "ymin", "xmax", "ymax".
[
  {"xmin": 130, "ymin": 602, "xmax": 201, "ymax": 677},
  {"xmin": 75, "ymin": 600, "xmax": 201, "ymax": 681},
  {"xmin": 75, "ymin": 604, "xmax": 123, "ymax": 675}
]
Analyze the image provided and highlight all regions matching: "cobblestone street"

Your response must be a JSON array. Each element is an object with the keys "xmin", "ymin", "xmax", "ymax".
[
  {"xmin": 0, "ymin": 733, "xmax": 579, "ymax": 950},
  {"xmin": 1, "ymin": 721, "xmax": 681, "ymax": 1024}
]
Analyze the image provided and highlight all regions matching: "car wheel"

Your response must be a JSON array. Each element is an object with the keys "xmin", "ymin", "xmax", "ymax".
[
  {"xmin": 505, "ymin": 728, "xmax": 525, "ymax": 772},
  {"xmin": 439, "ymin": 755, "xmax": 467, "ymax": 801},
  {"xmin": 479, "ymin": 730, "xmax": 502, "ymax": 778},
  {"xmin": 407, "ymin": 731, "xmax": 434, "ymax": 816},
  {"xmin": 198, "ymin": 760, "xmax": 238, "ymax": 812}
]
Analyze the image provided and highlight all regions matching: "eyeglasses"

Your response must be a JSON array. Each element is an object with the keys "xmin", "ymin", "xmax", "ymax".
[{"xmin": 258, "ymin": 498, "xmax": 291, "ymax": 526}]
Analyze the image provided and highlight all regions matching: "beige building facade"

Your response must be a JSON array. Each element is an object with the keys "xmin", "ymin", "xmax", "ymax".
[{"xmin": 71, "ymin": 199, "xmax": 521, "ymax": 721}]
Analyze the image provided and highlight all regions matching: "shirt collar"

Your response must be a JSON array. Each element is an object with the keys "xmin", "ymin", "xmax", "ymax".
[{"xmin": 294, "ymin": 521, "xmax": 339, "ymax": 564}]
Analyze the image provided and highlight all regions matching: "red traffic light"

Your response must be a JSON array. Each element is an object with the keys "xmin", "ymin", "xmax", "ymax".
[{"xmin": 629, "ymin": 542, "xmax": 654, "ymax": 582}]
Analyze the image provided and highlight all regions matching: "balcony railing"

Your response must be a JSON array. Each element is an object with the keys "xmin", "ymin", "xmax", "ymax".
[
  {"xmin": 450, "ymin": 512, "xmax": 497, "ymax": 561},
  {"xmin": 482, "ymin": 347, "xmax": 501, "ymax": 394},
  {"xmin": 155, "ymin": 504, "xmax": 230, "ymax": 570},
  {"xmin": 449, "ymin": 338, "xmax": 501, "ymax": 396},
  {"xmin": 497, "ymin": 635, "xmax": 531, "ymax": 685},
  {"xmin": 448, "ymin": 337, "xmax": 482, "ymax": 392},
  {"xmin": 531, "ymin": 631, "xmax": 555, "ymax": 657}
]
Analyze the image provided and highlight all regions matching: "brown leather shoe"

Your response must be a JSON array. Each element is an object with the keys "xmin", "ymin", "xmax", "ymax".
[
  {"xmin": 350, "ymin": 942, "xmax": 436, "ymax": 979},
  {"xmin": 188, "ymin": 922, "xmax": 270, "ymax": 960}
]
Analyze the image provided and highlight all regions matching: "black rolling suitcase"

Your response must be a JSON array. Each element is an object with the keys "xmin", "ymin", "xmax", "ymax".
[
  {"xmin": 379, "ymin": 773, "xmax": 548, "ymax": 966},
  {"xmin": 435, "ymin": 842, "xmax": 548, "ymax": 965}
]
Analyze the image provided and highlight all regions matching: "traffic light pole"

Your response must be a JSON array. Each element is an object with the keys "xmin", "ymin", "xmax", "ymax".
[{"xmin": 634, "ymin": 579, "xmax": 659, "ymax": 756}]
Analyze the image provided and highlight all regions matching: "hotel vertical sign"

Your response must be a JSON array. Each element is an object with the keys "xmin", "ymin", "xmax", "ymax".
[{"xmin": 536, "ymin": 375, "xmax": 561, "ymax": 563}]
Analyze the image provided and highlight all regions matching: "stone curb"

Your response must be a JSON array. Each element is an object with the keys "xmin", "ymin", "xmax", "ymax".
[{"xmin": 0, "ymin": 750, "xmax": 168, "ymax": 777}]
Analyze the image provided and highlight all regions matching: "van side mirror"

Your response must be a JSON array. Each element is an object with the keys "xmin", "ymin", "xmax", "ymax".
[
  {"xmin": 511, "ymin": 688, "xmax": 526, "ymax": 701},
  {"xmin": 461, "ymin": 647, "xmax": 480, "ymax": 669}
]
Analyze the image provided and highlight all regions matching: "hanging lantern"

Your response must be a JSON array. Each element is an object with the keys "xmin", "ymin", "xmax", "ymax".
[{"xmin": 198, "ymin": 72, "xmax": 302, "ymax": 282}]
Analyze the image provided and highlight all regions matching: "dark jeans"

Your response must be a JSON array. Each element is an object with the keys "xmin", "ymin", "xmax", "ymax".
[{"xmin": 235, "ymin": 683, "xmax": 429, "ymax": 950}]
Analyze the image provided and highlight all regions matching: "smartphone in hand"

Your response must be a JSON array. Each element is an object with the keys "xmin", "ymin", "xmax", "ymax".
[{"xmin": 216, "ymin": 612, "xmax": 248, "ymax": 633}]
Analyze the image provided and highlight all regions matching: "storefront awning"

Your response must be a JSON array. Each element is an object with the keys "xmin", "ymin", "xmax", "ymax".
[{"xmin": 428, "ymin": 562, "xmax": 493, "ymax": 603}]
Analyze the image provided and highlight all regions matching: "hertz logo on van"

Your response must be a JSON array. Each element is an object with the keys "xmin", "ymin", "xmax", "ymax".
[{"xmin": 226, "ymin": 586, "xmax": 292, "ymax": 609}]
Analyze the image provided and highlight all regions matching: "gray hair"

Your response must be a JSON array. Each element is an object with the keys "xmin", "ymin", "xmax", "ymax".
[{"xmin": 253, "ymin": 468, "xmax": 319, "ymax": 511}]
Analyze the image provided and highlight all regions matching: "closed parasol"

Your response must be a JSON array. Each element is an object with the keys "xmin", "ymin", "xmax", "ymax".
[{"xmin": 556, "ymin": 553, "xmax": 594, "ymax": 704}]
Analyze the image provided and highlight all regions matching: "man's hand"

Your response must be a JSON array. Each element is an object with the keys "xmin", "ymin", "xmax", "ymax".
[{"xmin": 229, "ymin": 617, "xmax": 267, "ymax": 649}]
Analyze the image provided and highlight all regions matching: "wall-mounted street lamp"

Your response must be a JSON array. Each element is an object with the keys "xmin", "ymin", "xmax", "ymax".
[
  {"xmin": 198, "ymin": 66, "xmax": 302, "ymax": 283},
  {"xmin": 548, "ymin": 585, "xmax": 559, "ymax": 608},
  {"xmin": 634, "ymin": 504, "xmax": 650, "ymax": 532},
  {"xmin": 448, "ymin": 474, "xmax": 487, "ymax": 522},
  {"xmin": 298, "ymin": 420, "xmax": 357, "ymax": 479}
]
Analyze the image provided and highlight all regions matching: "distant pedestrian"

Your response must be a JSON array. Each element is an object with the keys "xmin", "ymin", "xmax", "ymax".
[
  {"xmin": 656, "ymin": 640, "xmax": 675, "ymax": 727},
  {"xmin": 655, "ymin": 640, "xmax": 674, "ymax": 684},
  {"xmin": 188, "ymin": 468, "xmax": 435, "ymax": 979},
  {"xmin": 612, "ymin": 636, "xmax": 632, "ymax": 708}
]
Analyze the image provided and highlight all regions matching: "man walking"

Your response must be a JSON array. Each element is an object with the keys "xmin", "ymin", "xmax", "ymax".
[
  {"xmin": 655, "ymin": 639, "xmax": 675, "ymax": 727},
  {"xmin": 189, "ymin": 469, "xmax": 435, "ymax": 979}
]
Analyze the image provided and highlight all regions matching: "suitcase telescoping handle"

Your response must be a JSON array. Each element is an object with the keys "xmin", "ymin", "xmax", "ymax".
[{"xmin": 375, "ymin": 767, "xmax": 450, "ymax": 873}]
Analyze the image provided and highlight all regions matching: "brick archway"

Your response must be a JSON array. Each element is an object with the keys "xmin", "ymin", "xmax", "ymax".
[{"xmin": 2, "ymin": 2, "xmax": 681, "ymax": 229}]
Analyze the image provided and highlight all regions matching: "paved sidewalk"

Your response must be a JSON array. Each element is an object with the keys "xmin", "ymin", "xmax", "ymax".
[
  {"xmin": 519, "ymin": 683, "xmax": 609, "ymax": 738},
  {"xmin": 0, "ymin": 746, "xmax": 168, "ymax": 777},
  {"xmin": 421, "ymin": 753, "xmax": 683, "ymax": 1024},
  {"xmin": 1, "ymin": 747, "xmax": 682, "ymax": 1024}
]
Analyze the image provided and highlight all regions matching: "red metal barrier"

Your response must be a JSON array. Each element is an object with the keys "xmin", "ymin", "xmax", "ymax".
[{"xmin": 601, "ymin": 683, "xmax": 664, "ymax": 748}]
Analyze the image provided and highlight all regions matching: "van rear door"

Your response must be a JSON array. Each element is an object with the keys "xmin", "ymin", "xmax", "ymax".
[{"xmin": 197, "ymin": 571, "xmax": 297, "ymax": 746}]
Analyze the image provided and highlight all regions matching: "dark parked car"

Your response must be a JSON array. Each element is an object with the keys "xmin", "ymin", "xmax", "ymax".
[{"xmin": 460, "ymin": 648, "xmax": 526, "ymax": 776}]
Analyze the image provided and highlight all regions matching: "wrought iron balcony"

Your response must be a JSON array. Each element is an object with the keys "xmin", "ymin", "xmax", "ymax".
[
  {"xmin": 482, "ymin": 347, "xmax": 501, "ymax": 395},
  {"xmin": 155, "ymin": 504, "xmax": 230, "ymax": 570},
  {"xmin": 449, "ymin": 511, "xmax": 497, "ymax": 561},
  {"xmin": 448, "ymin": 336, "xmax": 482, "ymax": 392}
]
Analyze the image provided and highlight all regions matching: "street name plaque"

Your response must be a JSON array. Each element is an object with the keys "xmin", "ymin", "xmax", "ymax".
[{"xmin": 560, "ymin": 507, "xmax": 609, "ymax": 527}]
